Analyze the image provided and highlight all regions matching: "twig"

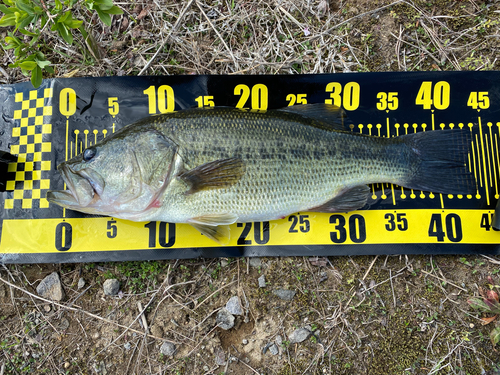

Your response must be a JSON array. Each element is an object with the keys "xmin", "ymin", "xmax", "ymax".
[
  {"xmin": 138, "ymin": 0, "xmax": 195, "ymax": 75},
  {"xmin": 319, "ymin": 0, "xmax": 403, "ymax": 36},
  {"xmin": 194, "ymin": 280, "xmax": 237, "ymax": 310},
  {"xmin": 420, "ymin": 270, "xmax": 467, "ymax": 292},
  {"xmin": 233, "ymin": 356, "xmax": 260, "ymax": 375},
  {"xmin": 196, "ymin": 0, "xmax": 240, "ymax": 71},
  {"xmin": 278, "ymin": 6, "xmax": 304, "ymax": 29},
  {"xmin": 390, "ymin": 269, "xmax": 397, "ymax": 308},
  {"xmin": 0, "ymin": 275, "xmax": 179, "ymax": 343},
  {"xmin": 362, "ymin": 255, "xmax": 379, "ymax": 280},
  {"xmin": 137, "ymin": 301, "xmax": 149, "ymax": 333},
  {"xmin": 345, "ymin": 255, "xmax": 378, "ymax": 309},
  {"xmin": 481, "ymin": 254, "xmax": 500, "ymax": 265}
]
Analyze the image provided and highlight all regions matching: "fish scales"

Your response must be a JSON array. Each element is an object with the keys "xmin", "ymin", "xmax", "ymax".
[{"xmin": 148, "ymin": 108, "xmax": 408, "ymax": 222}]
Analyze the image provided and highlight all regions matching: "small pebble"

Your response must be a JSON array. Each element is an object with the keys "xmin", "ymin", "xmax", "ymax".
[
  {"xmin": 59, "ymin": 318, "xmax": 70, "ymax": 330},
  {"xmin": 77, "ymin": 277, "xmax": 85, "ymax": 290},
  {"xmin": 319, "ymin": 271, "xmax": 328, "ymax": 282},
  {"xmin": 249, "ymin": 257, "xmax": 262, "ymax": 267},
  {"xmin": 273, "ymin": 289, "xmax": 296, "ymax": 301},
  {"xmin": 269, "ymin": 344, "xmax": 279, "ymax": 355},
  {"xmin": 93, "ymin": 332, "xmax": 100, "ymax": 339},
  {"xmin": 220, "ymin": 259, "xmax": 229, "ymax": 267},
  {"xmin": 258, "ymin": 275, "xmax": 266, "ymax": 288},
  {"xmin": 43, "ymin": 305, "xmax": 51, "ymax": 313},
  {"xmin": 226, "ymin": 296, "xmax": 243, "ymax": 315},
  {"xmin": 242, "ymin": 339, "xmax": 248, "ymax": 345},
  {"xmin": 37, "ymin": 272, "xmax": 65, "ymax": 301},
  {"xmin": 64, "ymin": 362, "xmax": 70, "ymax": 369},
  {"xmin": 124, "ymin": 342, "xmax": 131, "ymax": 350},
  {"xmin": 288, "ymin": 327, "xmax": 311, "ymax": 343},
  {"xmin": 203, "ymin": 365, "xmax": 209, "ymax": 372},
  {"xmin": 275, "ymin": 335, "xmax": 283, "ymax": 346},
  {"xmin": 216, "ymin": 308, "xmax": 235, "ymax": 330},
  {"xmin": 160, "ymin": 342, "xmax": 176, "ymax": 357},
  {"xmin": 103, "ymin": 279, "xmax": 120, "ymax": 296}
]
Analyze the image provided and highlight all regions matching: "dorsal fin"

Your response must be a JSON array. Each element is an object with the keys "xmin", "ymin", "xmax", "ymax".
[{"xmin": 274, "ymin": 104, "xmax": 350, "ymax": 132}]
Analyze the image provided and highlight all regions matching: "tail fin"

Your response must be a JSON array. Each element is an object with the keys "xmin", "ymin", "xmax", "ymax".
[{"xmin": 401, "ymin": 129, "xmax": 475, "ymax": 195}]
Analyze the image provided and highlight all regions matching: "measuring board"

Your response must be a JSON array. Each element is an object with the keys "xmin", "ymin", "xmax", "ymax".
[{"xmin": 0, "ymin": 72, "xmax": 499, "ymax": 263}]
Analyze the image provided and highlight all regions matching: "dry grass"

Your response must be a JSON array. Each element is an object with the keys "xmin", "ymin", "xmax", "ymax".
[{"xmin": 1, "ymin": 0, "xmax": 500, "ymax": 374}]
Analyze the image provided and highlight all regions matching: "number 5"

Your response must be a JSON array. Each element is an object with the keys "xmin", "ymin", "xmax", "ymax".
[{"xmin": 108, "ymin": 97, "xmax": 119, "ymax": 116}]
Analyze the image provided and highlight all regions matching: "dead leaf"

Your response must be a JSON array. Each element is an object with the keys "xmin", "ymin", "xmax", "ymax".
[
  {"xmin": 309, "ymin": 257, "xmax": 328, "ymax": 267},
  {"xmin": 487, "ymin": 289, "xmax": 499, "ymax": 302},
  {"xmin": 62, "ymin": 69, "xmax": 80, "ymax": 78},
  {"xmin": 481, "ymin": 315, "xmax": 497, "ymax": 325},
  {"xmin": 120, "ymin": 16, "xmax": 129, "ymax": 32},
  {"xmin": 137, "ymin": 6, "xmax": 150, "ymax": 21},
  {"xmin": 479, "ymin": 286, "xmax": 487, "ymax": 298},
  {"xmin": 491, "ymin": 326, "xmax": 500, "ymax": 346}
]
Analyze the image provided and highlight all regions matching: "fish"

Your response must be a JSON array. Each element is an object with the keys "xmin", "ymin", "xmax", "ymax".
[{"xmin": 47, "ymin": 104, "xmax": 475, "ymax": 243}]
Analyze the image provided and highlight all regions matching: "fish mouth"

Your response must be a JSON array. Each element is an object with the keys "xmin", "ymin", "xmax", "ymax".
[{"xmin": 47, "ymin": 164, "xmax": 101, "ymax": 209}]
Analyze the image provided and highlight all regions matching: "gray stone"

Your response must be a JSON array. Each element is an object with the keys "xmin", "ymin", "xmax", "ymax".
[
  {"xmin": 36, "ymin": 272, "xmax": 65, "ymax": 301},
  {"xmin": 77, "ymin": 277, "xmax": 85, "ymax": 289},
  {"xmin": 242, "ymin": 339, "xmax": 248, "ymax": 345},
  {"xmin": 249, "ymin": 257, "xmax": 262, "ymax": 268},
  {"xmin": 94, "ymin": 361, "xmax": 107, "ymax": 375},
  {"xmin": 58, "ymin": 318, "xmax": 70, "ymax": 330},
  {"xmin": 220, "ymin": 259, "xmax": 229, "ymax": 267},
  {"xmin": 288, "ymin": 327, "xmax": 311, "ymax": 344},
  {"xmin": 273, "ymin": 289, "xmax": 296, "ymax": 301},
  {"xmin": 215, "ymin": 346, "xmax": 226, "ymax": 365},
  {"xmin": 226, "ymin": 296, "xmax": 243, "ymax": 315},
  {"xmin": 275, "ymin": 335, "xmax": 283, "ymax": 346},
  {"xmin": 258, "ymin": 275, "xmax": 266, "ymax": 288},
  {"xmin": 160, "ymin": 341, "xmax": 176, "ymax": 357},
  {"xmin": 103, "ymin": 279, "xmax": 120, "ymax": 296},
  {"xmin": 268, "ymin": 343, "xmax": 279, "ymax": 355},
  {"xmin": 216, "ymin": 308, "xmax": 235, "ymax": 330},
  {"xmin": 124, "ymin": 342, "xmax": 131, "ymax": 350}
]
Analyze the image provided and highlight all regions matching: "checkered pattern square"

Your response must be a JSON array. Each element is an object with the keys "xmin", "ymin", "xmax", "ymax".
[{"xmin": 4, "ymin": 88, "xmax": 53, "ymax": 209}]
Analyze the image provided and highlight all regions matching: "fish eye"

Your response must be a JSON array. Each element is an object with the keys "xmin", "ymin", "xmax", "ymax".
[{"xmin": 83, "ymin": 147, "xmax": 96, "ymax": 162}]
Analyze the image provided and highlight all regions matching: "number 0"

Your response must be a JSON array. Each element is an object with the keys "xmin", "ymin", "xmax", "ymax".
[{"xmin": 59, "ymin": 88, "xmax": 76, "ymax": 117}]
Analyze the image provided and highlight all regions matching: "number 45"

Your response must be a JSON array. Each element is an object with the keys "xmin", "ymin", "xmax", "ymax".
[{"xmin": 467, "ymin": 91, "xmax": 490, "ymax": 110}]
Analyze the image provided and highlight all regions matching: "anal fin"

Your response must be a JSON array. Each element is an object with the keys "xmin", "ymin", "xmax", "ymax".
[
  {"xmin": 188, "ymin": 213, "xmax": 238, "ymax": 244},
  {"xmin": 190, "ymin": 223, "xmax": 230, "ymax": 245},
  {"xmin": 307, "ymin": 185, "xmax": 370, "ymax": 213}
]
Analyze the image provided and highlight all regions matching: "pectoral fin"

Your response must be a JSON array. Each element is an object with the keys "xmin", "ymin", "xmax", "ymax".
[
  {"xmin": 307, "ymin": 185, "xmax": 370, "ymax": 213},
  {"xmin": 180, "ymin": 158, "xmax": 246, "ymax": 195}
]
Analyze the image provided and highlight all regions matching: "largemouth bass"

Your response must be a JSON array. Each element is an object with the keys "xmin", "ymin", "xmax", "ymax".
[{"xmin": 47, "ymin": 104, "xmax": 475, "ymax": 242}]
